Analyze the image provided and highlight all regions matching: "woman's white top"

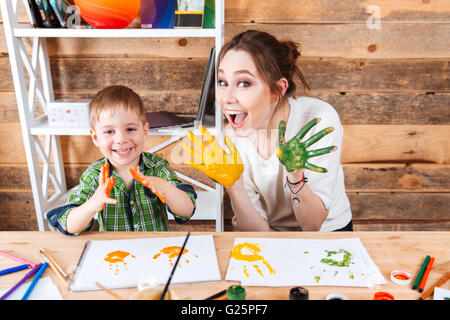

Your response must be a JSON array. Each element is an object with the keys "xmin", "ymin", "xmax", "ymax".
[{"xmin": 225, "ymin": 96, "xmax": 352, "ymax": 231}]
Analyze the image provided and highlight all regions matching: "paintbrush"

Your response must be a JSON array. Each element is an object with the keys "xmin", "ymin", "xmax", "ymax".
[
  {"xmin": 96, "ymin": 282, "xmax": 125, "ymax": 300},
  {"xmin": 159, "ymin": 232, "xmax": 191, "ymax": 300},
  {"xmin": 205, "ymin": 289, "xmax": 227, "ymax": 300}
]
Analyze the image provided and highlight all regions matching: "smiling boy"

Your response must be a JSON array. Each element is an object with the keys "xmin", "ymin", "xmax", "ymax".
[{"xmin": 47, "ymin": 85, "xmax": 196, "ymax": 235}]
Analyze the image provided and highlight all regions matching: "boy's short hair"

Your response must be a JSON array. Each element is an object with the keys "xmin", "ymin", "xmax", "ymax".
[{"xmin": 89, "ymin": 85, "xmax": 147, "ymax": 128}]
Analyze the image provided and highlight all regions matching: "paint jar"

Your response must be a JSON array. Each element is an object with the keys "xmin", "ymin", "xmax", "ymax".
[
  {"xmin": 137, "ymin": 276, "xmax": 158, "ymax": 291},
  {"xmin": 129, "ymin": 286, "xmax": 177, "ymax": 300},
  {"xmin": 326, "ymin": 293, "xmax": 348, "ymax": 300}
]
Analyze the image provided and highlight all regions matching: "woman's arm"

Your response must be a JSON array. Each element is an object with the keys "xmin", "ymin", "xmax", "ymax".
[
  {"xmin": 285, "ymin": 169, "xmax": 328, "ymax": 231},
  {"xmin": 225, "ymin": 177, "xmax": 270, "ymax": 231}
]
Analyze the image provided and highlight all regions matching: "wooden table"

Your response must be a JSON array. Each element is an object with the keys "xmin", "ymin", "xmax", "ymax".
[{"xmin": 0, "ymin": 231, "xmax": 449, "ymax": 300}]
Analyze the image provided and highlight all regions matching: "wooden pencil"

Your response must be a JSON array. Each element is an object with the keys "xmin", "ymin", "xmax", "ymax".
[
  {"xmin": 39, "ymin": 248, "xmax": 68, "ymax": 277},
  {"xmin": 419, "ymin": 272, "xmax": 450, "ymax": 300},
  {"xmin": 40, "ymin": 251, "xmax": 68, "ymax": 289}
]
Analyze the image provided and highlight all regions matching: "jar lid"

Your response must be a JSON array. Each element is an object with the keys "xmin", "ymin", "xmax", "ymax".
[
  {"xmin": 373, "ymin": 291, "xmax": 395, "ymax": 300},
  {"xmin": 227, "ymin": 285, "xmax": 246, "ymax": 300},
  {"xmin": 391, "ymin": 270, "xmax": 412, "ymax": 285},
  {"xmin": 326, "ymin": 293, "xmax": 348, "ymax": 300},
  {"xmin": 289, "ymin": 287, "xmax": 309, "ymax": 300}
]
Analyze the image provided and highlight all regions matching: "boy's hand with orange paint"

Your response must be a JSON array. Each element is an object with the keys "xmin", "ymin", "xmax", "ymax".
[
  {"xmin": 129, "ymin": 165, "xmax": 167, "ymax": 203},
  {"xmin": 91, "ymin": 162, "xmax": 117, "ymax": 211}
]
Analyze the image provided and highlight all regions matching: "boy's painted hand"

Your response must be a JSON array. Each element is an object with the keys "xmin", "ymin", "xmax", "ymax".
[
  {"xmin": 183, "ymin": 125, "xmax": 243, "ymax": 187},
  {"xmin": 277, "ymin": 118, "xmax": 336, "ymax": 173},
  {"xmin": 129, "ymin": 165, "xmax": 166, "ymax": 203},
  {"xmin": 93, "ymin": 162, "xmax": 117, "ymax": 211}
]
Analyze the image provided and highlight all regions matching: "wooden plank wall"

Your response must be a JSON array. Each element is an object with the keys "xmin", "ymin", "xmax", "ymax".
[{"xmin": 0, "ymin": 1, "xmax": 449, "ymax": 231}]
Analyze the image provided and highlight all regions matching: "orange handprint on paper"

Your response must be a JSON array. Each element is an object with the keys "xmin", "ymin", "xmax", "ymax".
[
  {"xmin": 102, "ymin": 250, "xmax": 136, "ymax": 275},
  {"xmin": 153, "ymin": 246, "xmax": 198, "ymax": 267}
]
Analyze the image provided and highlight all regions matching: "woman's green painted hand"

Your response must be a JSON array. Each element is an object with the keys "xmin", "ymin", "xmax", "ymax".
[{"xmin": 276, "ymin": 118, "xmax": 336, "ymax": 173}]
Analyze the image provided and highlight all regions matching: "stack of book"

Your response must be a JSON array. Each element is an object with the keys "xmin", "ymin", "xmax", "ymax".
[{"xmin": 141, "ymin": 0, "xmax": 215, "ymax": 29}]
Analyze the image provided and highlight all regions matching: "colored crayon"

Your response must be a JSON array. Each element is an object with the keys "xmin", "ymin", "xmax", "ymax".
[
  {"xmin": 22, "ymin": 262, "xmax": 48, "ymax": 300},
  {"xmin": 0, "ymin": 264, "xmax": 29, "ymax": 276},
  {"xmin": 0, "ymin": 250, "xmax": 37, "ymax": 268},
  {"xmin": 412, "ymin": 255, "xmax": 430, "ymax": 290},
  {"xmin": 418, "ymin": 257, "xmax": 435, "ymax": 293},
  {"xmin": 0, "ymin": 263, "xmax": 41, "ymax": 300}
]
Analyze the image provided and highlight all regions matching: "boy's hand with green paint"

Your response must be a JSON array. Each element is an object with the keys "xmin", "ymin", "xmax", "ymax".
[{"xmin": 276, "ymin": 118, "xmax": 336, "ymax": 173}]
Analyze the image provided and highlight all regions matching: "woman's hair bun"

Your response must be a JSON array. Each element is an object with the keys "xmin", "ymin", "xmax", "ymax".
[{"xmin": 282, "ymin": 40, "xmax": 301, "ymax": 62}]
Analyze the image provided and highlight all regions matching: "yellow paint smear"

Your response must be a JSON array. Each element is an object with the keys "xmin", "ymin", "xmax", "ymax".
[
  {"xmin": 253, "ymin": 264, "xmax": 264, "ymax": 277},
  {"xmin": 243, "ymin": 265, "xmax": 249, "ymax": 277},
  {"xmin": 231, "ymin": 242, "xmax": 264, "ymax": 262},
  {"xmin": 231, "ymin": 242, "xmax": 276, "ymax": 277}
]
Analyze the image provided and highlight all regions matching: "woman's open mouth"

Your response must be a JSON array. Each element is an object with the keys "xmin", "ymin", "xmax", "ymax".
[{"xmin": 227, "ymin": 110, "xmax": 248, "ymax": 129}]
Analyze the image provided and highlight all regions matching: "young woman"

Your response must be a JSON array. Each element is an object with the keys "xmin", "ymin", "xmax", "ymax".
[{"xmin": 184, "ymin": 30, "xmax": 352, "ymax": 232}]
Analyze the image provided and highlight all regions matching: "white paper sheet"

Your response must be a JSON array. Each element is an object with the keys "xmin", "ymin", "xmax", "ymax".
[
  {"xmin": 225, "ymin": 238, "xmax": 386, "ymax": 287},
  {"xmin": 434, "ymin": 287, "xmax": 450, "ymax": 300},
  {"xmin": 70, "ymin": 235, "xmax": 221, "ymax": 291},
  {"xmin": 0, "ymin": 277, "xmax": 63, "ymax": 300}
]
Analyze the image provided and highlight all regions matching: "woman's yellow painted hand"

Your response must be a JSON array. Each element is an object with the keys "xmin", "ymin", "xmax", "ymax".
[{"xmin": 183, "ymin": 125, "xmax": 243, "ymax": 187}]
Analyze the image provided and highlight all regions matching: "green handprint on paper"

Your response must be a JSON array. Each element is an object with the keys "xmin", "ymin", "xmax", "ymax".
[{"xmin": 276, "ymin": 118, "xmax": 336, "ymax": 173}]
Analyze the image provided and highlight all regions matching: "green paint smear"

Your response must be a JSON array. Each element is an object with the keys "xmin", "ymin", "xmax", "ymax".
[{"xmin": 320, "ymin": 249, "xmax": 352, "ymax": 267}]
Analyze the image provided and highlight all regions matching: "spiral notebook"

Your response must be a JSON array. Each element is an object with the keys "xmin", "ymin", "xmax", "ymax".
[{"xmin": 69, "ymin": 235, "xmax": 221, "ymax": 292}]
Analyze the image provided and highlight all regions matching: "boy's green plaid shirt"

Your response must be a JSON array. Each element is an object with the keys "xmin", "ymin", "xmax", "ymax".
[{"xmin": 58, "ymin": 152, "xmax": 196, "ymax": 235}]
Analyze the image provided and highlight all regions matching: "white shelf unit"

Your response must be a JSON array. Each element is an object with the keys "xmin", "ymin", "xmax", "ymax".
[{"xmin": 1, "ymin": 0, "xmax": 225, "ymax": 231}]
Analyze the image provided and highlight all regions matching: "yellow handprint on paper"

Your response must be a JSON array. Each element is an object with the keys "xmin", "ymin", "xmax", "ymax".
[{"xmin": 230, "ymin": 242, "xmax": 275, "ymax": 278}]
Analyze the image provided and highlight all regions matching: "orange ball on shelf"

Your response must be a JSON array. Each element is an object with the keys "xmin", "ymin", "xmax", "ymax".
[{"xmin": 74, "ymin": 0, "xmax": 141, "ymax": 29}]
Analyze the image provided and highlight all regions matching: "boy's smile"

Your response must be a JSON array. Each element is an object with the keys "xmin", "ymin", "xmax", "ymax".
[{"xmin": 90, "ymin": 107, "xmax": 149, "ymax": 171}]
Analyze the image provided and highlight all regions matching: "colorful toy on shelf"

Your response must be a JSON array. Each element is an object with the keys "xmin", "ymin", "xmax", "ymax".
[{"xmin": 74, "ymin": 0, "xmax": 141, "ymax": 29}]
